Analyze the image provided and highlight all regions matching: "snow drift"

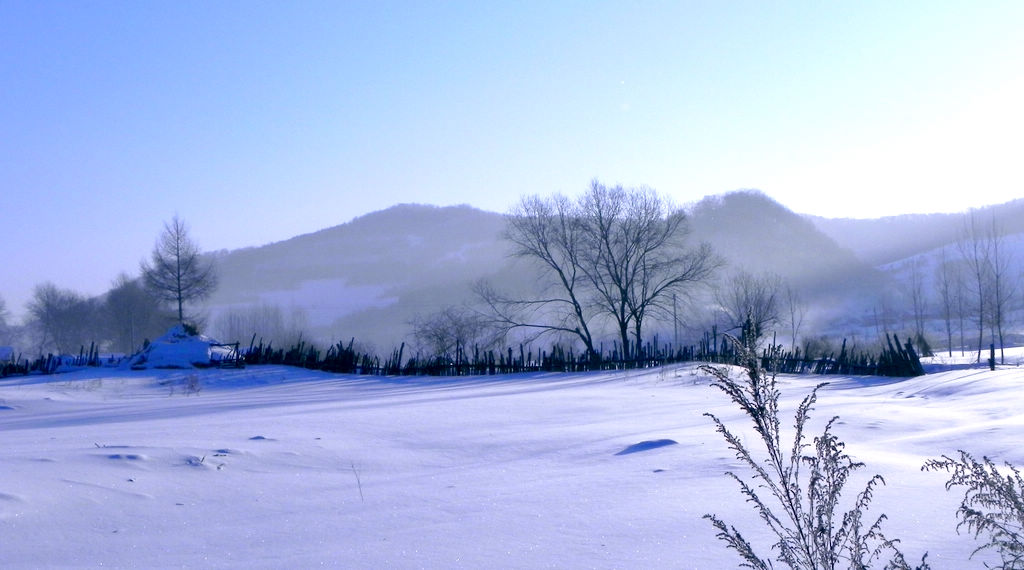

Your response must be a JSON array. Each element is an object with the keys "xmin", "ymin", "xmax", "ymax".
[{"xmin": 126, "ymin": 324, "xmax": 237, "ymax": 369}]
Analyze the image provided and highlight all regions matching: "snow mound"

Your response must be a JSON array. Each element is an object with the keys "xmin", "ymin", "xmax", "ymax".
[{"xmin": 126, "ymin": 325, "xmax": 236, "ymax": 370}]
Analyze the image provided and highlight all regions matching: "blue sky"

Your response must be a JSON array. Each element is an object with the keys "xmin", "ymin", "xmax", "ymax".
[{"xmin": 3, "ymin": 1, "xmax": 1023, "ymax": 316}]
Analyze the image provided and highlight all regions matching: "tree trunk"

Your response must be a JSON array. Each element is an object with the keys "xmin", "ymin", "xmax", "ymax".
[
  {"xmin": 618, "ymin": 322, "xmax": 630, "ymax": 362},
  {"xmin": 633, "ymin": 320, "xmax": 644, "ymax": 361}
]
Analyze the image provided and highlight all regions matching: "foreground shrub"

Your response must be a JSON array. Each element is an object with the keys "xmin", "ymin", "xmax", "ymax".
[
  {"xmin": 702, "ymin": 333, "xmax": 927, "ymax": 569},
  {"xmin": 923, "ymin": 451, "xmax": 1024, "ymax": 568}
]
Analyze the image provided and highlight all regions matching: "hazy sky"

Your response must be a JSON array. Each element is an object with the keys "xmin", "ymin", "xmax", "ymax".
[{"xmin": 3, "ymin": 1, "xmax": 1023, "ymax": 317}]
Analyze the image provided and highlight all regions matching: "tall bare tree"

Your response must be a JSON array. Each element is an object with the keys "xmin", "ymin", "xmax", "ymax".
[
  {"xmin": 985, "ymin": 214, "xmax": 1016, "ymax": 364},
  {"xmin": 480, "ymin": 194, "xmax": 599, "ymax": 359},
  {"xmin": 936, "ymin": 248, "xmax": 968, "ymax": 357},
  {"xmin": 141, "ymin": 216, "xmax": 218, "ymax": 325},
  {"xmin": 580, "ymin": 182, "xmax": 718, "ymax": 358},
  {"xmin": 905, "ymin": 257, "xmax": 927, "ymax": 340},
  {"xmin": 783, "ymin": 283, "xmax": 806, "ymax": 351},
  {"xmin": 485, "ymin": 182, "xmax": 717, "ymax": 361},
  {"xmin": 957, "ymin": 211, "xmax": 993, "ymax": 362}
]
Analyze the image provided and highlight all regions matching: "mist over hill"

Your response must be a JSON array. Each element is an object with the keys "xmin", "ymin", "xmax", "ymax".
[
  {"xmin": 202, "ymin": 193, "xmax": 905, "ymax": 351},
  {"xmin": 682, "ymin": 191, "xmax": 891, "ymax": 340},
  {"xmin": 807, "ymin": 199, "xmax": 1024, "ymax": 349}
]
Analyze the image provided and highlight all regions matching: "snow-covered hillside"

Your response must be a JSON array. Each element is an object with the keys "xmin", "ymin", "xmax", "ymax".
[{"xmin": 1, "ymin": 355, "xmax": 1022, "ymax": 568}]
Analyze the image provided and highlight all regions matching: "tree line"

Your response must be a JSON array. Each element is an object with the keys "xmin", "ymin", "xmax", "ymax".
[
  {"xmin": 888, "ymin": 210, "xmax": 1020, "ymax": 365},
  {"xmin": 939, "ymin": 211, "xmax": 1018, "ymax": 363},
  {"xmin": 1, "ymin": 215, "xmax": 217, "ymax": 358}
]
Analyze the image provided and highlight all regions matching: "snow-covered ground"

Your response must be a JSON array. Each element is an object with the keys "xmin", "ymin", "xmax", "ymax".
[{"xmin": 2, "ymin": 351, "xmax": 1023, "ymax": 568}]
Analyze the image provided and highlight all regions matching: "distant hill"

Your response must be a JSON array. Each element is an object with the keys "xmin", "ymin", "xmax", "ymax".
[
  {"xmin": 204, "ymin": 204, "xmax": 520, "ymax": 348},
  {"xmin": 806, "ymin": 198, "xmax": 1024, "ymax": 266},
  {"xmin": 211, "ymin": 203, "xmax": 507, "ymax": 295},
  {"xmin": 688, "ymin": 191, "xmax": 882, "ymax": 297}
]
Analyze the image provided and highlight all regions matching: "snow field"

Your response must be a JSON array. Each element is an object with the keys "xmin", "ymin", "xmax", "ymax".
[{"xmin": 1, "ymin": 358, "xmax": 1022, "ymax": 568}]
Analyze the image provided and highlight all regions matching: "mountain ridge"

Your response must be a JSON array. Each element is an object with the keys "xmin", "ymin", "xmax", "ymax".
[{"xmin": 203, "ymin": 192, "xmax": 882, "ymax": 348}]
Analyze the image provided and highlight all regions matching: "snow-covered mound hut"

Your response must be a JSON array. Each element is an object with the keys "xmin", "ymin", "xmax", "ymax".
[{"xmin": 126, "ymin": 325, "xmax": 240, "ymax": 369}]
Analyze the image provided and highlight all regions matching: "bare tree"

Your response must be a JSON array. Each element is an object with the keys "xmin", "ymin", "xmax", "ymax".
[
  {"xmin": 579, "ymin": 183, "xmax": 718, "ymax": 358},
  {"xmin": 0, "ymin": 295, "xmax": 16, "ymax": 348},
  {"xmin": 715, "ymin": 270, "xmax": 782, "ymax": 345},
  {"xmin": 0, "ymin": 294, "xmax": 8, "ymax": 341},
  {"xmin": 26, "ymin": 282, "xmax": 96, "ymax": 354},
  {"xmin": 905, "ymin": 257, "xmax": 927, "ymax": 340},
  {"xmin": 783, "ymin": 283, "xmax": 806, "ymax": 351},
  {"xmin": 936, "ymin": 248, "xmax": 967, "ymax": 357},
  {"xmin": 27, "ymin": 283, "xmax": 61, "ymax": 353},
  {"xmin": 958, "ymin": 211, "xmax": 993, "ymax": 362},
  {"xmin": 213, "ymin": 303, "xmax": 308, "ymax": 348},
  {"xmin": 410, "ymin": 305, "xmax": 497, "ymax": 363},
  {"xmin": 872, "ymin": 291, "xmax": 902, "ymax": 342},
  {"xmin": 104, "ymin": 273, "xmax": 170, "ymax": 354},
  {"xmin": 485, "ymin": 181, "xmax": 718, "ymax": 361},
  {"xmin": 141, "ymin": 216, "xmax": 218, "ymax": 325}
]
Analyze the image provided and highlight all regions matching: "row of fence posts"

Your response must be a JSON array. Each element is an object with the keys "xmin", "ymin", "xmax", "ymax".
[{"xmin": 0, "ymin": 330, "xmax": 930, "ymax": 379}]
